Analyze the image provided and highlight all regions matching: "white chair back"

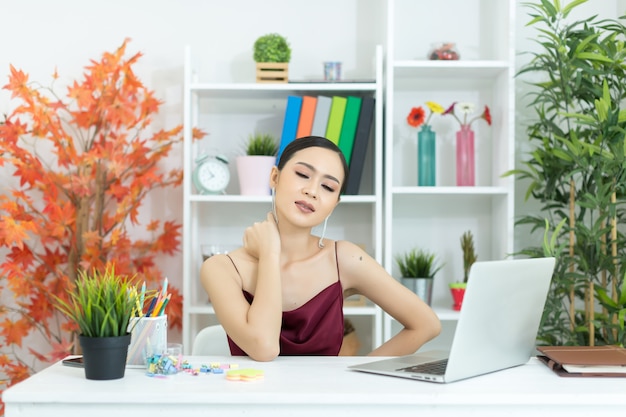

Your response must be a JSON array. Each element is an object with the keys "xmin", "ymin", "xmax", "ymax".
[{"xmin": 191, "ymin": 325, "xmax": 231, "ymax": 356}]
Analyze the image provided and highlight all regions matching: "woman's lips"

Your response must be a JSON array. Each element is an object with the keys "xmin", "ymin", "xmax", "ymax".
[{"xmin": 295, "ymin": 200, "xmax": 315, "ymax": 213}]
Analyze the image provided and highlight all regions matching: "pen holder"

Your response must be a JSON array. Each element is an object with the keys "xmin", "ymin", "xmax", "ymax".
[{"xmin": 126, "ymin": 315, "xmax": 168, "ymax": 367}]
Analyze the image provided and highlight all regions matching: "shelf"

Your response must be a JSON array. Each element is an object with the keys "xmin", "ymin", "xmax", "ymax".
[
  {"xmin": 189, "ymin": 82, "xmax": 378, "ymax": 99},
  {"xmin": 432, "ymin": 306, "xmax": 461, "ymax": 321},
  {"xmin": 391, "ymin": 186, "xmax": 509, "ymax": 195},
  {"xmin": 393, "ymin": 60, "xmax": 510, "ymax": 79},
  {"xmin": 189, "ymin": 194, "xmax": 378, "ymax": 203}
]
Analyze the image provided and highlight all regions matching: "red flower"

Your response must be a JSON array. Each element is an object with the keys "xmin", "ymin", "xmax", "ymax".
[
  {"xmin": 482, "ymin": 105, "xmax": 492, "ymax": 126},
  {"xmin": 407, "ymin": 107, "xmax": 426, "ymax": 127},
  {"xmin": 443, "ymin": 102, "xmax": 456, "ymax": 116}
]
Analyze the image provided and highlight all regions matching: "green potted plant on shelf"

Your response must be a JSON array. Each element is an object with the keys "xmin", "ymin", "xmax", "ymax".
[
  {"xmin": 236, "ymin": 132, "xmax": 279, "ymax": 196},
  {"xmin": 395, "ymin": 247, "xmax": 443, "ymax": 306},
  {"xmin": 253, "ymin": 33, "xmax": 291, "ymax": 83},
  {"xmin": 449, "ymin": 230, "xmax": 477, "ymax": 311},
  {"xmin": 509, "ymin": 0, "xmax": 626, "ymax": 346},
  {"xmin": 54, "ymin": 265, "xmax": 139, "ymax": 380}
]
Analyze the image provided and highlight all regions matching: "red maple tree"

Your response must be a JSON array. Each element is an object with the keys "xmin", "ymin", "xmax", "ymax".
[{"xmin": 0, "ymin": 39, "xmax": 203, "ymax": 412}]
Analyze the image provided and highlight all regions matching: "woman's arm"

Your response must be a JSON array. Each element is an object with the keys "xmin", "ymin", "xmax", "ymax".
[
  {"xmin": 200, "ymin": 212, "xmax": 283, "ymax": 361},
  {"xmin": 337, "ymin": 241, "xmax": 441, "ymax": 356}
]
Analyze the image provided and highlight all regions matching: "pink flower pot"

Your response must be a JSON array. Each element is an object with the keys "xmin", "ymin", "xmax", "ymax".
[
  {"xmin": 236, "ymin": 156, "xmax": 276, "ymax": 195},
  {"xmin": 449, "ymin": 284, "xmax": 467, "ymax": 311}
]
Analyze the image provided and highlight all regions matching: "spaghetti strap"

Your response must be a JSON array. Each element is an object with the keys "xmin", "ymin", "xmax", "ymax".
[
  {"xmin": 225, "ymin": 254, "xmax": 242, "ymax": 278},
  {"xmin": 334, "ymin": 241, "xmax": 340, "ymax": 282}
]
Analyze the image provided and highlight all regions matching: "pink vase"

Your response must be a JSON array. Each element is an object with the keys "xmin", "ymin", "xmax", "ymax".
[{"xmin": 456, "ymin": 125, "xmax": 475, "ymax": 186}]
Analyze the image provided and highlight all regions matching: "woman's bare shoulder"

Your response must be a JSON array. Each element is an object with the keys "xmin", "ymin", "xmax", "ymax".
[
  {"xmin": 335, "ymin": 240, "xmax": 372, "ymax": 260},
  {"xmin": 201, "ymin": 247, "xmax": 249, "ymax": 275}
]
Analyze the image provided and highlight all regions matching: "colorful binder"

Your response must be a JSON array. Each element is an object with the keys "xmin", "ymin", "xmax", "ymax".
[
  {"xmin": 277, "ymin": 95, "xmax": 303, "ymax": 162},
  {"xmin": 337, "ymin": 96, "xmax": 362, "ymax": 165},
  {"xmin": 296, "ymin": 96, "xmax": 317, "ymax": 139},
  {"xmin": 311, "ymin": 96, "xmax": 332, "ymax": 137},
  {"xmin": 344, "ymin": 96, "xmax": 375, "ymax": 195},
  {"xmin": 325, "ymin": 96, "xmax": 347, "ymax": 144}
]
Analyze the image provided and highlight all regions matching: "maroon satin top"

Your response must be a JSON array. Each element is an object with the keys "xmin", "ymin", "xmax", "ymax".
[{"xmin": 226, "ymin": 244, "xmax": 344, "ymax": 356}]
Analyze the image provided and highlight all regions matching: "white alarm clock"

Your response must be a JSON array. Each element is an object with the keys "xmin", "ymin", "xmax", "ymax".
[{"xmin": 193, "ymin": 154, "xmax": 230, "ymax": 195}]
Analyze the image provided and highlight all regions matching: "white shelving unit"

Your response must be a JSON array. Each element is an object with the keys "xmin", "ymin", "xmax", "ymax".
[
  {"xmin": 182, "ymin": 46, "xmax": 384, "ymax": 354},
  {"xmin": 383, "ymin": 0, "xmax": 516, "ymax": 347}
]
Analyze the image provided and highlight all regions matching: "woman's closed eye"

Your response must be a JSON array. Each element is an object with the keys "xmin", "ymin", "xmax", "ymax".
[{"xmin": 321, "ymin": 184, "xmax": 336, "ymax": 192}]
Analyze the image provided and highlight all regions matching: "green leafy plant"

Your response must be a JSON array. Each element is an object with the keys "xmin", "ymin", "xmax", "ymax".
[
  {"xmin": 54, "ymin": 265, "xmax": 139, "ymax": 338},
  {"xmin": 461, "ymin": 230, "xmax": 477, "ymax": 283},
  {"xmin": 244, "ymin": 132, "xmax": 279, "ymax": 156},
  {"xmin": 510, "ymin": 0, "xmax": 626, "ymax": 346},
  {"xmin": 253, "ymin": 33, "xmax": 291, "ymax": 63},
  {"xmin": 395, "ymin": 248, "xmax": 443, "ymax": 278}
]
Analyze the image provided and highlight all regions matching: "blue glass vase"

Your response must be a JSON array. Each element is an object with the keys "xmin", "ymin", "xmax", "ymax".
[{"xmin": 417, "ymin": 125, "xmax": 436, "ymax": 186}]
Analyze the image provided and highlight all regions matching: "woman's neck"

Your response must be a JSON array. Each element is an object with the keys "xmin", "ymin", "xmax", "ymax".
[{"xmin": 278, "ymin": 228, "xmax": 321, "ymax": 264}]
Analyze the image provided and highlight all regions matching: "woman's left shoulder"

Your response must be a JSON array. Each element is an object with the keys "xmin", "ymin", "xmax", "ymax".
[{"xmin": 335, "ymin": 240, "xmax": 373, "ymax": 261}]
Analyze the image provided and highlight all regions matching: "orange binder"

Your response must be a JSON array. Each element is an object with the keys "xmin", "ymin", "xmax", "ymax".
[{"xmin": 296, "ymin": 96, "xmax": 317, "ymax": 138}]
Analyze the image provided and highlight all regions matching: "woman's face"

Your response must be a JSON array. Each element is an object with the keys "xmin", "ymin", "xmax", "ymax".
[{"xmin": 271, "ymin": 146, "xmax": 344, "ymax": 227}]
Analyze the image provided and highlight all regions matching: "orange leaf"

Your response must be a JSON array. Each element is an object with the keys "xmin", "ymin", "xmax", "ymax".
[
  {"xmin": 0, "ymin": 317, "xmax": 32, "ymax": 347},
  {"xmin": 0, "ymin": 216, "xmax": 36, "ymax": 249},
  {"xmin": 4, "ymin": 65, "xmax": 29, "ymax": 98}
]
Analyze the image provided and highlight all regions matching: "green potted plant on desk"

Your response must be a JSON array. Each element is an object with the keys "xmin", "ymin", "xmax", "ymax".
[
  {"xmin": 54, "ymin": 265, "xmax": 139, "ymax": 380},
  {"xmin": 395, "ymin": 247, "xmax": 443, "ymax": 306},
  {"xmin": 236, "ymin": 132, "xmax": 279, "ymax": 196},
  {"xmin": 253, "ymin": 32, "xmax": 291, "ymax": 83},
  {"xmin": 449, "ymin": 230, "xmax": 477, "ymax": 311}
]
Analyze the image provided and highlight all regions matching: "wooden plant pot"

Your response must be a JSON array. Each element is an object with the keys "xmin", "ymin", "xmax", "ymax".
[{"xmin": 256, "ymin": 62, "xmax": 289, "ymax": 83}]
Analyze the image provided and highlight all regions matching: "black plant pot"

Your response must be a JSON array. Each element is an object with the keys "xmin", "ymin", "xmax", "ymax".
[{"xmin": 79, "ymin": 333, "xmax": 131, "ymax": 380}]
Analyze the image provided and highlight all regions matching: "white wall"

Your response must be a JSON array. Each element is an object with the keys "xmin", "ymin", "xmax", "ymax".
[{"xmin": 0, "ymin": 0, "xmax": 623, "ymax": 361}]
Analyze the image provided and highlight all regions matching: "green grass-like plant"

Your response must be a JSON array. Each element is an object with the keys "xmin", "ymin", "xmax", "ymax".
[
  {"xmin": 54, "ymin": 266, "xmax": 138, "ymax": 338},
  {"xmin": 244, "ymin": 132, "xmax": 279, "ymax": 156},
  {"xmin": 460, "ymin": 230, "xmax": 477, "ymax": 283},
  {"xmin": 253, "ymin": 33, "xmax": 291, "ymax": 63},
  {"xmin": 395, "ymin": 248, "xmax": 443, "ymax": 278}
]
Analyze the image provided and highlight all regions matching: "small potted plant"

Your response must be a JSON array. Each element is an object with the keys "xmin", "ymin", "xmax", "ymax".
[
  {"xmin": 253, "ymin": 33, "xmax": 292, "ymax": 83},
  {"xmin": 395, "ymin": 247, "xmax": 443, "ymax": 305},
  {"xmin": 236, "ymin": 132, "xmax": 279, "ymax": 196},
  {"xmin": 449, "ymin": 230, "xmax": 477, "ymax": 310},
  {"xmin": 54, "ymin": 265, "xmax": 139, "ymax": 380}
]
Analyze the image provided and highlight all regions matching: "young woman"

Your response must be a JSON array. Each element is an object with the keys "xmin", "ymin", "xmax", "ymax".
[{"xmin": 200, "ymin": 136, "xmax": 441, "ymax": 361}]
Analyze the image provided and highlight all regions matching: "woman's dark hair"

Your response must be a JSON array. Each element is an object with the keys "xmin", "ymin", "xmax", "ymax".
[{"xmin": 277, "ymin": 136, "xmax": 349, "ymax": 194}]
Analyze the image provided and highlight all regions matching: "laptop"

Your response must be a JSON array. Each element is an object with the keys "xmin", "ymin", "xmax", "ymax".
[{"xmin": 349, "ymin": 257, "xmax": 556, "ymax": 383}]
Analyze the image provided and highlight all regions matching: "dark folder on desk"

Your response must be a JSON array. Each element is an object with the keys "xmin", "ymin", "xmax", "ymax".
[{"xmin": 537, "ymin": 345, "xmax": 626, "ymax": 377}]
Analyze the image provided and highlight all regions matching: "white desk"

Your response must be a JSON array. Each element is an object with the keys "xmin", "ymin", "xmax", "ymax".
[{"xmin": 3, "ymin": 356, "xmax": 626, "ymax": 416}]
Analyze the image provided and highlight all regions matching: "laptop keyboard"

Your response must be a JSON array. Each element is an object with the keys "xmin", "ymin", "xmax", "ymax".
[{"xmin": 397, "ymin": 359, "xmax": 448, "ymax": 375}]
